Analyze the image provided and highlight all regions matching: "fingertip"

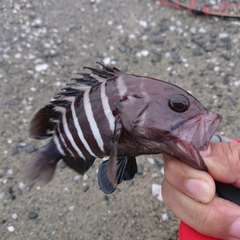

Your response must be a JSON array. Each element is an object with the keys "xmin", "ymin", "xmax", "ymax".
[{"xmin": 185, "ymin": 177, "xmax": 215, "ymax": 203}]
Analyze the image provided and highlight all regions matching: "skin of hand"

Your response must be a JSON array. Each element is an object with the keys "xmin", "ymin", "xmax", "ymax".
[{"xmin": 162, "ymin": 142, "xmax": 240, "ymax": 240}]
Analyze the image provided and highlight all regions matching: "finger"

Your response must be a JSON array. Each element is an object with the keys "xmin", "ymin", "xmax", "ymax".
[
  {"xmin": 201, "ymin": 142, "xmax": 240, "ymax": 187},
  {"xmin": 163, "ymin": 154, "xmax": 215, "ymax": 203},
  {"xmin": 162, "ymin": 179, "xmax": 240, "ymax": 240}
]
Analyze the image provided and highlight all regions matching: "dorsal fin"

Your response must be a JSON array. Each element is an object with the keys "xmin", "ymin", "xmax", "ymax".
[
  {"xmin": 57, "ymin": 62, "xmax": 121, "ymax": 98},
  {"xmin": 30, "ymin": 63, "xmax": 121, "ymax": 139}
]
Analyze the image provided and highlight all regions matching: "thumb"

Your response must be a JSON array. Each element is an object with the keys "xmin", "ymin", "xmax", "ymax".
[{"xmin": 200, "ymin": 142, "xmax": 240, "ymax": 188}]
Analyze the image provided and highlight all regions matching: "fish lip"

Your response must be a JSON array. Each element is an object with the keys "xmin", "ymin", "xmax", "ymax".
[
  {"xmin": 191, "ymin": 111, "xmax": 223, "ymax": 151},
  {"xmin": 175, "ymin": 141, "xmax": 207, "ymax": 171},
  {"xmin": 172, "ymin": 111, "xmax": 222, "ymax": 171}
]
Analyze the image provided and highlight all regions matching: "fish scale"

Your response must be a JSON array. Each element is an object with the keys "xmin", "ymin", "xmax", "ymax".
[{"xmin": 24, "ymin": 63, "xmax": 222, "ymax": 193}]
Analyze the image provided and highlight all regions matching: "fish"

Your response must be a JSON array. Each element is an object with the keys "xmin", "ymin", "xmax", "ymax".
[{"xmin": 24, "ymin": 62, "xmax": 222, "ymax": 194}]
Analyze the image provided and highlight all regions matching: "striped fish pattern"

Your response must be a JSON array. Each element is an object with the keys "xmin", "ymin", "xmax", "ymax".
[{"xmin": 24, "ymin": 63, "xmax": 222, "ymax": 194}]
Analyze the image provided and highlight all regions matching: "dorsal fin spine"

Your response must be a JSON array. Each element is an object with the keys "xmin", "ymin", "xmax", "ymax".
[{"xmin": 30, "ymin": 63, "xmax": 120, "ymax": 140}]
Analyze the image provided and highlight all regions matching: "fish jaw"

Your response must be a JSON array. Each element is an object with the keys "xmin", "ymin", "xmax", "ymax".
[{"xmin": 170, "ymin": 111, "xmax": 222, "ymax": 171}]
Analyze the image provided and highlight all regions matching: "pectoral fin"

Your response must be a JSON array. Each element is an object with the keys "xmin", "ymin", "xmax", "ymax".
[{"xmin": 107, "ymin": 115, "xmax": 123, "ymax": 186}]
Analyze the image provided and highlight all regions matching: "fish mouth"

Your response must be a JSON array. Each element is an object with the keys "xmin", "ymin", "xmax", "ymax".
[
  {"xmin": 171, "ymin": 111, "xmax": 222, "ymax": 171},
  {"xmin": 175, "ymin": 140, "xmax": 207, "ymax": 170}
]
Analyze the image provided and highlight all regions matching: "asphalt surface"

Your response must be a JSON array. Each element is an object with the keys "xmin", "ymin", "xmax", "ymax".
[{"xmin": 1, "ymin": 0, "xmax": 240, "ymax": 239}]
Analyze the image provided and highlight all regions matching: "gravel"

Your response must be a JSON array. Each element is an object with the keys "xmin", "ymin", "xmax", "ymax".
[{"xmin": 1, "ymin": 0, "xmax": 240, "ymax": 240}]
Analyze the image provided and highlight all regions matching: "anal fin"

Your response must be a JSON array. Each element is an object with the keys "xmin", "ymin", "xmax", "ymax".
[{"xmin": 62, "ymin": 156, "xmax": 95, "ymax": 175}]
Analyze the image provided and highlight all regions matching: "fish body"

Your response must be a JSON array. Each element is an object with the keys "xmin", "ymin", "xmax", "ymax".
[{"xmin": 25, "ymin": 63, "xmax": 222, "ymax": 192}]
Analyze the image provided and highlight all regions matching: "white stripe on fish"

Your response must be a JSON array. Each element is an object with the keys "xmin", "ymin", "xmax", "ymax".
[
  {"xmin": 56, "ymin": 106, "xmax": 85, "ymax": 159},
  {"xmin": 100, "ymin": 81, "xmax": 115, "ymax": 133},
  {"xmin": 117, "ymin": 75, "xmax": 127, "ymax": 97},
  {"xmin": 83, "ymin": 88, "xmax": 105, "ymax": 152},
  {"xmin": 53, "ymin": 133, "xmax": 65, "ymax": 156},
  {"xmin": 57, "ymin": 121, "xmax": 74, "ymax": 156},
  {"xmin": 70, "ymin": 98, "xmax": 98, "ymax": 157}
]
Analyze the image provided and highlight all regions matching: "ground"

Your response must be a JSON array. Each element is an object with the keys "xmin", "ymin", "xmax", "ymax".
[{"xmin": 1, "ymin": 0, "xmax": 240, "ymax": 239}]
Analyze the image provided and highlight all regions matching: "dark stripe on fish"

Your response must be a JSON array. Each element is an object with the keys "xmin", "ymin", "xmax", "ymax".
[{"xmin": 170, "ymin": 119, "xmax": 188, "ymax": 131}]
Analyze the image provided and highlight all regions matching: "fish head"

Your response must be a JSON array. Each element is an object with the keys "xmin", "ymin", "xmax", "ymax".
[{"xmin": 118, "ymin": 80, "xmax": 222, "ymax": 171}]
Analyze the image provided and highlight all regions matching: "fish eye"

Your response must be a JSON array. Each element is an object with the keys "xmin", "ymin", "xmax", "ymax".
[{"xmin": 168, "ymin": 94, "xmax": 190, "ymax": 113}]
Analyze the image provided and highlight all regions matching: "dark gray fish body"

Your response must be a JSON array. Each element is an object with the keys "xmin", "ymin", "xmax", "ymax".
[{"xmin": 25, "ymin": 63, "xmax": 222, "ymax": 191}]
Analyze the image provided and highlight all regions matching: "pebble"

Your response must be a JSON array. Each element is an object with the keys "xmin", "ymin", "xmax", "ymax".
[
  {"xmin": 0, "ymin": 192, "xmax": 5, "ymax": 200},
  {"xmin": 192, "ymin": 39, "xmax": 205, "ymax": 47},
  {"xmin": 7, "ymin": 67, "xmax": 21, "ymax": 75},
  {"xmin": 4, "ymin": 85, "xmax": 14, "ymax": 95},
  {"xmin": 221, "ymin": 53, "xmax": 230, "ymax": 61},
  {"xmin": 192, "ymin": 49, "xmax": 203, "ymax": 56},
  {"xmin": 35, "ymin": 63, "xmax": 48, "ymax": 72},
  {"xmin": 158, "ymin": 23, "xmax": 168, "ymax": 32},
  {"xmin": 147, "ymin": 157, "xmax": 155, "ymax": 164},
  {"xmin": 119, "ymin": 45, "xmax": 127, "ymax": 53},
  {"xmin": 152, "ymin": 183, "xmax": 163, "ymax": 201},
  {"xmin": 6, "ymin": 169, "xmax": 13, "ymax": 175},
  {"xmin": 74, "ymin": 175, "xmax": 81, "ymax": 182},
  {"xmin": 7, "ymin": 226, "xmax": 15, "ymax": 232},
  {"xmin": 137, "ymin": 164, "xmax": 144, "ymax": 175},
  {"xmin": 18, "ymin": 182, "xmax": 25, "ymax": 190},
  {"xmin": 204, "ymin": 43, "xmax": 216, "ymax": 52},
  {"xmin": 219, "ymin": 33, "xmax": 229, "ymax": 38},
  {"xmin": 210, "ymin": 32, "xmax": 217, "ymax": 38},
  {"xmin": 17, "ymin": 188, "xmax": 22, "ymax": 195},
  {"xmin": 226, "ymin": 42, "xmax": 232, "ymax": 50},
  {"xmin": 24, "ymin": 144, "xmax": 35, "ymax": 153},
  {"xmin": 210, "ymin": 38, "xmax": 216, "ymax": 44},
  {"xmin": 226, "ymin": 95, "xmax": 237, "ymax": 106},
  {"xmin": 10, "ymin": 194, "xmax": 16, "ymax": 200},
  {"xmin": 222, "ymin": 74, "xmax": 231, "ymax": 85},
  {"xmin": 12, "ymin": 146, "xmax": 19, "ymax": 156},
  {"xmin": 5, "ymin": 99, "xmax": 21, "ymax": 106},
  {"xmin": 169, "ymin": 25, "xmax": 175, "ymax": 31},
  {"xmin": 137, "ymin": 50, "xmax": 149, "ymax": 57},
  {"xmin": 162, "ymin": 213, "xmax": 168, "ymax": 221},
  {"xmin": 139, "ymin": 20, "xmax": 148, "ymax": 28},
  {"xmin": 220, "ymin": 37, "xmax": 231, "ymax": 43},
  {"xmin": 154, "ymin": 159, "xmax": 164, "ymax": 167},
  {"xmin": 171, "ymin": 53, "xmax": 181, "ymax": 62},
  {"xmin": 103, "ymin": 57, "xmax": 111, "ymax": 65},
  {"xmin": 82, "ymin": 174, "xmax": 88, "ymax": 181},
  {"xmin": 121, "ymin": 66, "xmax": 128, "ymax": 72},
  {"xmin": 151, "ymin": 54, "xmax": 161, "ymax": 63},
  {"xmin": 198, "ymin": 27, "xmax": 207, "ymax": 33},
  {"xmin": 83, "ymin": 185, "xmax": 89, "ymax": 192},
  {"xmin": 58, "ymin": 160, "xmax": 67, "ymax": 169},
  {"xmin": 69, "ymin": 206, "xmax": 74, "ymax": 211},
  {"xmin": 151, "ymin": 30, "xmax": 160, "ymax": 36},
  {"xmin": 11, "ymin": 213, "xmax": 18, "ymax": 220},
  {"xmin": 29, "ymin": 212, "xmax": 38, "ymax": 219},
  {"xmin": 189, "ymin": 27, "xmax": 196, "ymax": 34},
  {"xmin": 152, "ymin": 38, "xmax": 164, "ymax": 44},
  {"xmin": 217, "ymin": 42, "xmax": 226, "ymax": 48}
]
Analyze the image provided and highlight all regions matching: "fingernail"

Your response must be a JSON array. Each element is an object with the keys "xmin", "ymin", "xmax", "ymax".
[
  {"xmin": 230, "ymin": 218, "xmax": 240, "ymax": 238},
  {"xmin": 186, "ymin": 179, "xmax": 212, "ymax": 203},
  {"xmin": 200, "ymin": 145, "xmax": 211, "ymax": 157}
]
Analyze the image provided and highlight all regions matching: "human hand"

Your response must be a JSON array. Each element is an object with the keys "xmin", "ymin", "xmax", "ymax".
[{"xmin": 162, "ymin": 142, "xmax": 240, "ymax": 240}]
